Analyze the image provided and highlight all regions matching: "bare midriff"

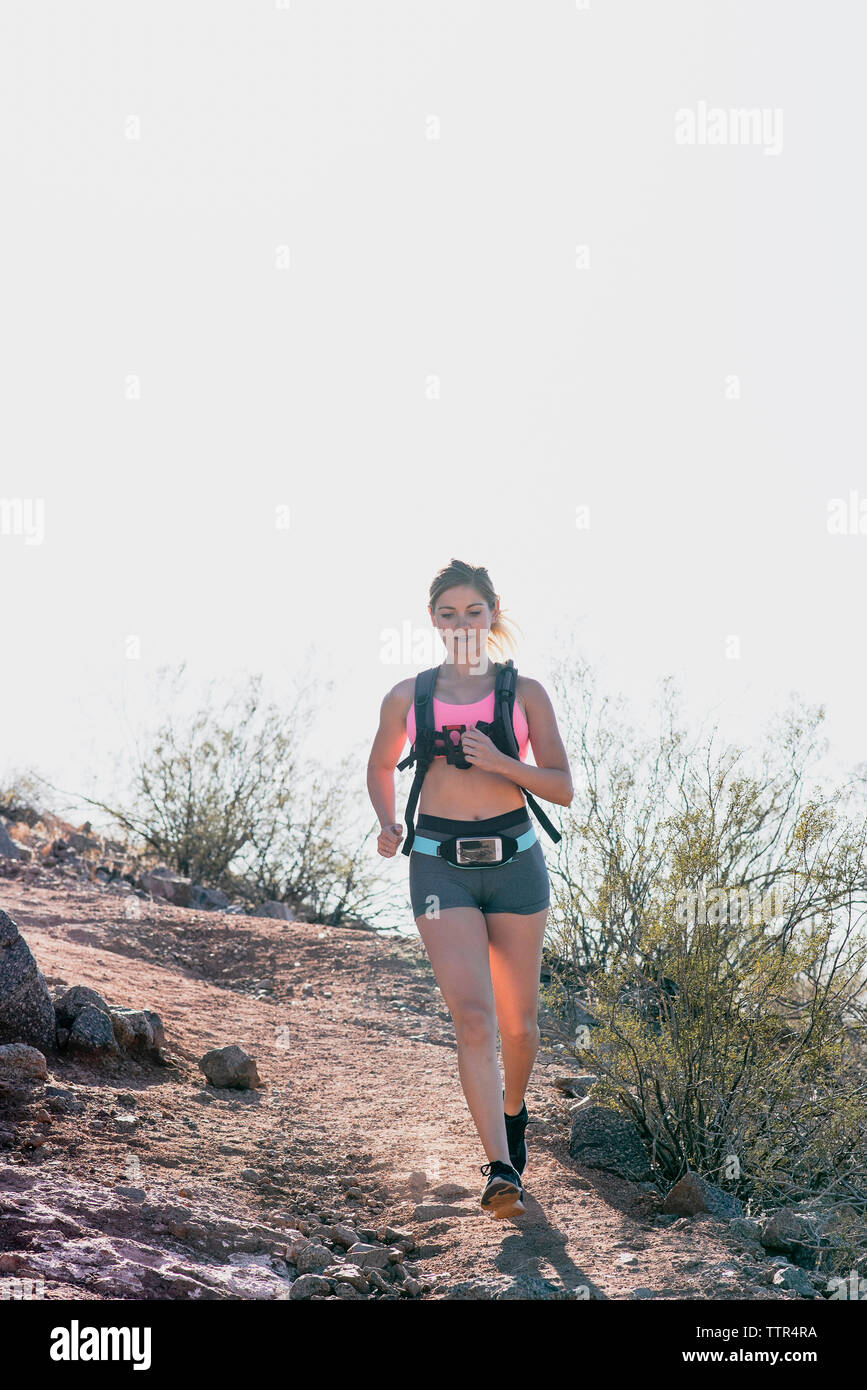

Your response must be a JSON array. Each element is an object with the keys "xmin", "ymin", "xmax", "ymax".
[{"xmin": 402, "ymin": 691, "xmax": 530, "ymax": 822}]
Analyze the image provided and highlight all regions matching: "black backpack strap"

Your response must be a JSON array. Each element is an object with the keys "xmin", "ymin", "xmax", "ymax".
[
  {"xmin": 495, "ymin": 661, "xmax": 562, "ymax": 845},
  {"xmin": 400, "ymin": 666, "xmax": 439, "ymax": 856}
]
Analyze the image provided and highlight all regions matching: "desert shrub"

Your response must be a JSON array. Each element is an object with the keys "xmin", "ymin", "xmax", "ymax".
[
  {"xmin": 542, "ymin": 649, "xmax": 867, "ymax": 1221},
  {"xmin": 72, "ymin": 662, "xmax": 390, "ymax": 926}
]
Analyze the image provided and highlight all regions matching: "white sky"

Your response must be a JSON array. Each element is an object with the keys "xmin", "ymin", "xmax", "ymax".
[{"xmin": 2, "ymin": 2, "xmax": 866, "ymax": 931}]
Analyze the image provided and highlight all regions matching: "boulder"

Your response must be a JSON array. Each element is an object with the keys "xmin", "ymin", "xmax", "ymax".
[
  {"xmin": 53, "ymin": 985, "xmax": 112, "ymax": 1028},
  {"xmin": 295, "ymin": 1243, "xmax": 332, "ymax": 1274},
  {"xmin": 140, "ymin": 871, "xmax": 192, "ymax": 907},
  {"xmin": 253, "ymin": 901, "xmax": 293, "ymax": 921},
  {"xmin": 288, "ymin": 1274, "xmax": 332, "ymax": 1299},
  {"xmin": 661, "ymin": 1171, "xmax": 743, "ymax": 1219},
  {"xmin": 761, "ymin": 1209, "xmax": 817, "ymax": 1259},
  {"xmin": 190, "ymin": 885, "xmax": 231, "ymax": 911},
  {"xmin": 109, "ymin": 1008, "xmax": 158, "ymax": 1055},
  {"xmin": 0, "ymin": 822, "xmax": 20, "ymax": 859},
  {"xmin": 0, "ymin": 909, "xmax": 57, "ymax": 1051},
  {"xmin": 554, "ymin": 1074, "xmax": 598, "ymax": 1097},
  {"xmin": 67, "ymin": 1004, "xmax": 120, "ymax": 1056},
  {"xmin": 66, "ymin": 832, "xmax": 100, "ymax": 853},
  {"xmin": 198, "ymin": 1044, "xmax": 262, "ymax": 1089},
  {"xmin": 772, "ymin": 1265, "xmax": 816, "ymax": 1298},
  {"xmin": 52, "ymin": 989, "xmax": 167, "ymax": 1062},
  {"xmin": 568, "ymin": 1099, "xmax": 652, "ymax": 1181},
  {"xmin": 346, "ymin": 1242, "xmax": 391, "ymax": 1269},
  {"xmin": 0, "ymin": 1043, "xmax": 48, "ymax": 1081},
  {"xmin": 729, "ymin": 1217, "xmax": 763, "ymax": 1241}
]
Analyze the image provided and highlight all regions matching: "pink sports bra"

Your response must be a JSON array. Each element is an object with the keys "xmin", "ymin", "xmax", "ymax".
[{"xmin": 406, "ymin": 688, "xmax": 530, "ymax": 762}]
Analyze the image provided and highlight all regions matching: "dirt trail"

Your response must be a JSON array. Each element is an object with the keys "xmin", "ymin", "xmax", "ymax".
[{"xmin": 0, "ymin": 875, "xmax": 795, "ymax": 1300}]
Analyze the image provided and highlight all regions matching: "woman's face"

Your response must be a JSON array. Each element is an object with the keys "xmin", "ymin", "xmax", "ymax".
[{"xmin": 430, "ymin": 586, "xmax": 498, "ymax": 665}]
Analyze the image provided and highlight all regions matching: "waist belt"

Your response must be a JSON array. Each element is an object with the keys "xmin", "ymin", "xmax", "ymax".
[{"xmin": 410, "ymin": 826, "xmax": 537, "ymax": 867}]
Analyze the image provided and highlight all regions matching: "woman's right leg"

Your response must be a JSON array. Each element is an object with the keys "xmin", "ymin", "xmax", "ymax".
[{"xmin": 414, "ymin": 905, "xmax": 512, "ymax": 1167}]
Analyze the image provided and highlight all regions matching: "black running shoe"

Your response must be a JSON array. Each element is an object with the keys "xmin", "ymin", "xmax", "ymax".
[
  {"xmin": 503, "ymin": 1091, "xmax": 529, "ymax": 1176},
  {"xmin": 479, "ymin": 1159, "xmax": 525, "ymax": 1218}
]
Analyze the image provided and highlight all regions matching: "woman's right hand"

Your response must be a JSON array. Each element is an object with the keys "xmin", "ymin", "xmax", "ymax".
[{"xmin": 377, "ymin": 822, "xmax": 405, "ymax": 857}]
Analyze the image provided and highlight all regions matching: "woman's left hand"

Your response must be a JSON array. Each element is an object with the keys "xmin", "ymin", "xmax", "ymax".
[{"xmin": 460, "ymin": 726, "xmax": 508, "ymax": 774}]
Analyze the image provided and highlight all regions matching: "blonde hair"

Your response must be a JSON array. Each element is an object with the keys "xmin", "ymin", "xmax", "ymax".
[{"xmin": 427, "ymin": 558, "xmax": 521, "ymax": 660}]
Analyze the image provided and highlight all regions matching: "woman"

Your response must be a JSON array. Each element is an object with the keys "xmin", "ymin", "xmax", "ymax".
[{"xmin": 367, "ymin": 559, "xmax": 573, "ymax": 1218}]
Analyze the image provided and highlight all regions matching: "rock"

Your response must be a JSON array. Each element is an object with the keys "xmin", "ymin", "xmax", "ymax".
[
  {"xmin": 661, "ymin": 1172, "xmax": 743, "ymax": 1219},
  {"xmin": 772, "ymin": 1265, "xmax": 815, "ymax": 1298},
  {"xmin": 347, "ymin": 1242, "xmax": 391, "ymax": 1269},
  {"xmin": 67, "ymin": 1005, "xmax": 120, "ymax": 1056},
  {"xmin": 198, "ymin": 1044, "xmax": 262, "ymax": 1089},
  {"xmin": 53, "ymin": 985, "xmax": 112, "ymax": 1028},
  {"xmin": 377, "ymin": 1225, "xmax": 415, "ymax": 1248},
  {"xmin": 412, "ymin": 1204, "xmax": 469, "ymax": 1221},
  {"xmin": 0, "ymin": 800, "xmax": 40, "ymax": 827},
  {"xmin": 252, "ymin": 901, "xmax": 294, "ymax": 921},
  {"xmin": 288, "ymin": 1273, "xmax": 332, "ymax": 1299},
  {"xmin": 554, "ymin": 1074, "xmax": 598, "ymax": 1097},
  {"xmin": 568, "ymin": 1099, "xmax": 652, "ymax": 1181},
  {"xmin": 0, "ymin": 822, "xmax": 21, "ymax": 859},
  {"xmin": 109, "ymin": 1008, "xmax": 165, "ymax": 1058},
  {"xmin": 295, "ymin": 1243, "xmax": 332, "ymax": 1274},
  {"xmin": 330, "ymin": 1224, "xmax": 360, "ymax": 1249},
  {"xmin": 140, "ymin": 871, "xmax": 192, "ymax": 907},
  {"xmin": 190, "ymin": 885, "xmax": 231, "ymax": 911},
  {"xmin": 332, "ymin": 1281, "xmax": 364, "ymax": 1299},
  {"xmin": 811, "ymin": 1204, "xmax": 863, "ymax": 1265},
  {"xmin": 67, "ymin": 832, "xmax": 99, "ymax": 853},
  {"xmin": 0, "ymin": 1043, "xmax": 48, "ymax": 1080},
  {"xmin": 0, "ymin": 909, "xmax": 57, "ymax": 1051},
  {"xmin": 761, "ymin": 1210, "xmax": 816, "ymax": 1258},
  {"xmin": 45, "ymin": 1085, "xmax": 85, "ymax": 1114},
  {"xmin": 729, "ymin": 1217, "xmax": 763, "ymax": 1241},
  {"xmin": 143, "ymin": 1011, "xmax": 166, "ymax": 1050},
  {"xmin": 323, "ymin": 1263, "xmax": 369, "ymax": 1291},
  {"xmin": 110, "ymin": 1009, "xmax": 154, "ymax": 1051},
  {"xmin": 429, "ymin": 1183, "xmax": 470, "ymax": 1201}
]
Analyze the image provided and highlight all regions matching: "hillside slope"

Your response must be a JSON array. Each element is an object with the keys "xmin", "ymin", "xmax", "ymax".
[{"xmin": 0, "ymin": 869, "xmax": 802, "ymax": 1301}]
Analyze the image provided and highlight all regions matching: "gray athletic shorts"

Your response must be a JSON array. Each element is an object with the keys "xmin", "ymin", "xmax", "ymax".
[{"xmin": 409, "ymin": 807, "xmax": 551, "ymax": 919}]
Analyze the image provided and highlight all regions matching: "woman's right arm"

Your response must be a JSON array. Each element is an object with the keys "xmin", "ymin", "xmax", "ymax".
[{"xmin": 367, "ymin": 682, "xmax": 412, "ymax": 857}]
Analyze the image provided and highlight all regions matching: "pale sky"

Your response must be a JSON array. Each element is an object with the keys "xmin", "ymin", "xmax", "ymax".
[{"xmin": 2, "ymin": 1, "xmax": 865, "ymax": 933}]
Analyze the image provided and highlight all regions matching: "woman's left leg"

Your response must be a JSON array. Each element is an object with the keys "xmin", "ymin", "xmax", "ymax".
[{"xmin": 484, "ymin": 907, "xmax": 549, "ymax": 1115}]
